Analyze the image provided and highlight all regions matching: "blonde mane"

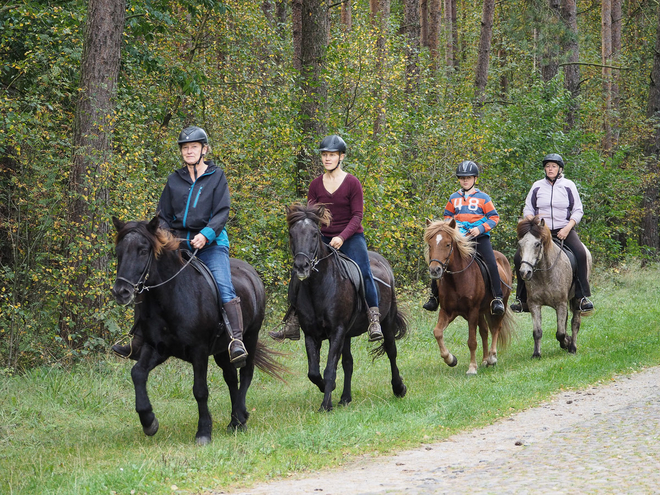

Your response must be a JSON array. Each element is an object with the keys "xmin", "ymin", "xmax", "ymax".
[{"xmin": 424, "ymin": 219, "xmax": 475, "ymax": 262}]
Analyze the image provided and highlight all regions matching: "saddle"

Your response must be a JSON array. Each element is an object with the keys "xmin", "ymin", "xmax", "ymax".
[
  {"xmin": 332, "ymin": 248, "xmax": 367, "ymax": 315},
  {"xmin": 552, "ymin": 239, "xmax": 577, "ymax": 274},
  {"xmin": 474, "ymin": 252, "xmax": 495, "ymax": 294}
]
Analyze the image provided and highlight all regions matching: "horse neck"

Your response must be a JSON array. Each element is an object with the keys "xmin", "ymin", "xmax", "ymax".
[{"xmin": 539, "ymin": 239, "xmax": 560, "ymax": 269}]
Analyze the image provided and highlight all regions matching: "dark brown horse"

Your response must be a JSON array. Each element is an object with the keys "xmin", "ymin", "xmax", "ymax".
[
  {"xmin": 111, "ymin": 216, "xmax": 283, "ymax": 444},
  {"xmin": 286, "ymin": 203, "xmax": 407, "ymax": 411},
  {"xmin": 424, "ymin": 218, "xmax": 514, "ymax": 375}
]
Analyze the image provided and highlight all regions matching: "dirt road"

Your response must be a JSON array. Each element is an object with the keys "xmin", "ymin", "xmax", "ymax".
[{"xmin": 224, "ymin": 366, "xmax": 660, "ymax": 494}]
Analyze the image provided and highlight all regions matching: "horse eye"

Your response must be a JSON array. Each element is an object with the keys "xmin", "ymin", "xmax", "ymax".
[{"xmin": 139, "ymin": 248, "xmax": 149, "ymax": 256}]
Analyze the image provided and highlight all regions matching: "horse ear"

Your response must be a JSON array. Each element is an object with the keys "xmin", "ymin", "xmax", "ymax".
[
  {"xmin": 425, "ymin": 218, "xmax": 432, "ymax": 227},
  {"xmin": 112, "ymin": 216, "xmax": 125, "ymax": 232},
  {"xmin": 449, "ymin": 218, "xmax": 457, "ymax": 229},
  {"xmin": 148, "ymin": 215, "xmax": 160, "ymax": 234},
  {"xmin": 285, "ymin": 205, "xmax": 291, "ymax": 216},
  {"xmin": 540, "ymin": 218, "xmax": 546, "ymax": 227}
]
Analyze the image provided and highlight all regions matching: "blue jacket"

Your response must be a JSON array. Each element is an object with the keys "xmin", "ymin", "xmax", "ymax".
[{"xmin": 157, "ymin": 161, "xmax": 230, "ymax": 249}]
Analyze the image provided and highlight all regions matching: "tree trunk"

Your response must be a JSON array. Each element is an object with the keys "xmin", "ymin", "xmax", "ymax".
[
  {"xmin": 444, "ymin": 0, "xmax": 458, "ymax": 74},
  {"xmin": 341, "ymin": 0, "xmax": 352, "ymax": 31},
  {"xmin": 61, "ymin": 0, "xmax": 125, "ymax": 341},
  {"xmin": 611, "ymin": 0, "xmax": 622, "ymax": 148},
  {"xmin": 474, "ymin": 0, "xmax": 495, "ymax": 107},
  {"xmin": 371, "ymin": 0, "xmax": 390, "ymax": 140},
  {"xmin": 541, "ymin": 0, "xmax": 560, "ymax": 82},
  {"xmin": 602, "ymin": 0, "xmax": 613, "ymax": 152},
  {"xmin": 641, "ymin": 2, "xmax": 660, "ymax": 257},
  {"xmin": 561, "ymin": 0, "xmax": 579, "ymax": 129},
  {"xmin": 295, "ymin": 0, "xmax": 328, "ymax": 195},
  {"xmin": 420, "ymin": 0, "xmax": 428, "ymax": 48},
  {"xmin": 403, "ymin": 0, "xmax": 421, "ymax": 94},
  {"xmin": 427, "ymin": 0, "xmax": 440, "ymax": 71},
  {"xmin": 292, "ymin": 0, "xmax": 302, "ymax": 72}
]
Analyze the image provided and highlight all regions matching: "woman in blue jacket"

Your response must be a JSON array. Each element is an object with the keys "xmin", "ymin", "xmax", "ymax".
[{"xmin": 113, "ymin": 126, "xmax": 248, "ymax": 367}]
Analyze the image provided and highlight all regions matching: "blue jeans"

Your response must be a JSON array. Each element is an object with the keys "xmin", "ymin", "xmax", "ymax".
[
  {"xmin": 196, "ymin": 243, "xmax": 236, "ymax": 304},
  {"xmin": 322, "ymin": 233, "xmax": 379, "ymax": 308}
]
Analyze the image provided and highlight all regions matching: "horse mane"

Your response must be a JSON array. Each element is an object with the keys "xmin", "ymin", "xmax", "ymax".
[
  {"xmin": 286, "ymin": 202, "xmax": 332, "ymax": 229},
  {"xmin": 516, "ymin": 216, "xmax": 553, "ymax": 252},
  {"xmin": 424, "ymin": 219, "xmax": 475, "ymax": 261},
  {"xmin": 115, "ymin": 220, "xmax": 180, "ymax": 259}
]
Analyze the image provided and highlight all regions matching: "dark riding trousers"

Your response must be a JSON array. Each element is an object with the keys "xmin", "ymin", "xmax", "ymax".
[{"xmin": 474, "ymin": 235, "xmax": 503, "ymax": 299}]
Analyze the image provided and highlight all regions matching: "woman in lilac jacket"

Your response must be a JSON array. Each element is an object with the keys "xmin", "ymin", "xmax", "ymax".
[{"xmin": 511, "ymin": 153, "xmax": 594, "ymax": 313}]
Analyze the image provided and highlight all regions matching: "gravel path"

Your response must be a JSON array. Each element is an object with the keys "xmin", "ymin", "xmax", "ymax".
[{"xmin": 225, "ymin": 366, "xmax": 660, "ymax": 495}]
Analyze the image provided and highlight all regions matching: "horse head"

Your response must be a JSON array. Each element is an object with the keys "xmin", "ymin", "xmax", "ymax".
[
  {"xmin": 111, "ymin": 215, "xmax": 176, "ymax": 305},
  {"xmin": 424, "ymin": 218, "xmax": 476, "ymax": 280},
  {"xmin": 516, "ymin": 216, "xmax": 553, "ymax": 281},
  {"xmin": 286, "ymin": 203, "xmax": 332, "ymax": 280}
]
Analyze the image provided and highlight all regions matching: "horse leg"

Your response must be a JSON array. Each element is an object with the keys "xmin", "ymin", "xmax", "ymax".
[
  {"xmin": 339, "ymin": 338, "xmax": 353, "ymax": 406},
  {"xmin": 381, "ymin": 318, "xmax": 407, "ymax": 398},
  {"xmin": 214, "ymin": 353, "xmax": 251, "ymax": 432},
  {"xmin": 319, "ymin": 333, "xmax": 345, "ymax": 412},
  {"xmin": 130, "ymin": 346, "xmax": 166, "ymax": 437},
  {"xmin": 433, "ymin": 310, "xmax": 458, "ymax": 368},
  {"xmin": 530, "ymin": 303, "xmax": 543, "ymax": 358},
  {"xmin": 567, "ymin": 308, "xmax": 581, "ymax": 354},
  {"xmin": 480, "ymin": 315, "xmax": 499, "ymax": 367},
  {"xmin": 478, "ymin": 315, "xmax": 491, "ymax": 367},
  {"xmin": 191, "ymin": 354, "xmax": 213, "ymax": 445},
  {"xmin": 555, "ymin": 302, "xmax": 570, "ymax": 351},
  {"xmin": 304, "ymin": 335, "xmax": 324, "ymax": 393},
  {"xmin": 466, "ymin": 315, "xmax": 479, "ymax": 375}
]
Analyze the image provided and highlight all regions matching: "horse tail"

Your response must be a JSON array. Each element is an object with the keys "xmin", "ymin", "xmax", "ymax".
[
  {"xmin": 496, "ymin": 307, "xmax": 516, "ymax": 349},
  {"xmin": 253, "ymin": 341, "xmax": 288, "ymax": 382},
  {"xmin": 370, "ymin": 307, "xmax": 408, "ymax": 360}
]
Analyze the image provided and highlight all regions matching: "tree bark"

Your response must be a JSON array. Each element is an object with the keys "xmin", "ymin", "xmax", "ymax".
[
  {"xmin": 61, "ymin": 0, "xmax": 125, "ymax": 341},
  {"xmin": 444, "ymin": 0, "xmax": 458, "ymax": 74},
  {"xmin": 371, "ymin": 0, "xmax": 390, "ymax": 140},
  {"xmin": 427, "ymin": 0, "xmax": 441, "ymax": 70},
  {"xmin": 403, "ymin": 0, "xmax": 420, "ymax": 94},
  {"xmin": 341, "ymin": 0, "xmax": 352, "ymax": 31},
  {"xmin": 292, "ymin": 0, "xmax": 303, "ymax": 72},
  {"xmin": 602, "ymin": 0, "xmax": 613, "ymax": 151},
  {"xmin": 611, "ymin": 0, "xmax": 622, "ymax": 148},
  {"xmin": 295, "ymin": 0, "xmax": 328, "ymax": 195},
  {"xmin": 420, "ymin": 0, "xmax": 428, "ymax": 48},
  {"xmin": 474, "ymin": 0, "xmax": 495, "ymax": 107},
  {"xmin": 641, "ymin": 2, "xmax": 660, "ymax": 256},
  {"xmin": 541, "ymin": 0, "xmax": 560, "ymax": 82},
  {"xmin": 561, "ymin": 0, "xmax": 580, "ymax": 129}
]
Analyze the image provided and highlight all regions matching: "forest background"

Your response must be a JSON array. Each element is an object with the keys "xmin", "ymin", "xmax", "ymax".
[{"xmin": 2, "ymin": 0, "xmax": 660, "ymax": 371}]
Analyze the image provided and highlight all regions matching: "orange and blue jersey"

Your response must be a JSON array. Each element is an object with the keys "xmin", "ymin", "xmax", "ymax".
[{"xmin": 443, "ymin": 188, "xmax": 500, "ymax": 237}]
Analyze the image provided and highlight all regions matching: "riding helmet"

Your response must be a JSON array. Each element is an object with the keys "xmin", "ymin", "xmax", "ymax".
[
  {"xmin": 319, "ymin": 135, "xmax": 347, "ymax": 154},
  {"xmin": 542, "ymin": 153, "xmax": 564, "ymax": 169},
  {"xmin": 455, "ymin": 160, "xmax": 480, "ymax": 177},
  {"xmin": 178, "ymin": 126, "xmax": 208, "ymax": 147}
]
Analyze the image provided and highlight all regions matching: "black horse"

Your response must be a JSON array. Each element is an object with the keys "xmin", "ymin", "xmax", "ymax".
[
  {"xmin": 111, "ymin": 216, "xmax": 282, "ymax": 445},
  {"xmin": 285, "ymin": 203, "xmax": 407, "ymax": 411}
]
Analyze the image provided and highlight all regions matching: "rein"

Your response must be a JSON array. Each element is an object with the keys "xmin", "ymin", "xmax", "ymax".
[
  {"xmin": 115, "ymin": 237, "xmax": 198, "ymax": 295},
  {"xmin": 293, "ymin": 241, "xmax": 336, "ymax": 272}
]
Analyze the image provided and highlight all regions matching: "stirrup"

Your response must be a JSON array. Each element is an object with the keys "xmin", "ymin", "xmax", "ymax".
[
  {"xmin": 490, "ymin": 297, "xmax": 505, "ymax": 315},
  {"xmin": 579, "ymin": 297, "xmax": 594, "ymax": 313},
  {"xmin": 111, "ymin": 335, "xmax": 134, "ymax": 359},
  {"xmin": 228, "ymin": 338, "xmax": 248, "ymax": 367},
  {"xmin": 423, "ymin": 296, "xmax": 439, "ymax": 312},
  {"xmin": 510, "ymin": 298, "xmax": 524, "ymax": 313}
]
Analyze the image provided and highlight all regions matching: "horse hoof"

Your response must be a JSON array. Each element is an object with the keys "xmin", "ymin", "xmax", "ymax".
[
  {"xmin": 227, "ymin": 422, "xmax": 248, "ymax": 433},
  {"xmin": 466, "ymin": 368, "xmax": 478, "ymax": 376},
  {"xmin": 196, "ymin": 435, "xmax": 212, "ymax": 446},
  {"xmin": 395, "ymin": 384, "xmax": 407, "ymax": 398},
  {"xmin": 143, "ymin": 418, "xmax": 159, "ymax": 436},
  {"xmin": 531, "ymin": 352, "xmax": 541, "ymax": 359},
  {"xmin": 339, "ymin": 398, "xmax": 352, "ymax": 406},
  {"xmin": 568, "ymin": 345, "xmax": 577, "ymax": 354},
  {"xmin": 449, "ymin": 355, "xmax": 458, "ymax": 367}
]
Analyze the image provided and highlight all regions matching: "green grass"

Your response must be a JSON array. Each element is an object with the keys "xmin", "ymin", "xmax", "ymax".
[{"xmin": 2, "ymin": 264, "xmax": 660, "ymax": 494}]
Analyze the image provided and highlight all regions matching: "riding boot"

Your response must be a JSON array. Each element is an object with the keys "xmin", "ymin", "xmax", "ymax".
[
  {"xmin": 422, "ymin": 281, "xmax": 439, "ymax": 311},
  {"xmin": 490, "ymin": 297, "xmax": 505, "ymax": 316},
  {"xmin": 223, "ymin": 297, "xmax": 248, "ymax": 368},
  {"xmin": 112, "ymin": 333, "xmax": 143, "ymax": 361},
  {"xmin": 367, "ymin": 307, "xmax": 384, "ymax": 342},
  {"xmin": 268, "ymin": 311, "xmax": 300, "ymax": 341},
  {"xmin": 510, "ymin": 279, "xmax": 529, "ymax": 313}
]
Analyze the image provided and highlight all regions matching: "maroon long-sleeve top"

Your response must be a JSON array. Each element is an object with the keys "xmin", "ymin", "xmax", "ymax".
[{"xmin": 307, "ymin": 173, "xmax": 364, "ymax": 241}]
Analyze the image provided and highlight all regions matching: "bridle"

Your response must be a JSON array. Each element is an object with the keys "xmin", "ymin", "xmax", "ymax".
[
  {"xmin": 292, "ymin": 223, "xmax": 336, "ymax": 273},
  {"xmin": 114, "ymin": 235, "xmax": 197, "ymax": 295},
  {"xmin": 428, "ymin": 238, "xmax": 476, "ymax": 279},
  {"xmin": 520, "ymin": 237, "xmax": 564, "ymax": 273}
]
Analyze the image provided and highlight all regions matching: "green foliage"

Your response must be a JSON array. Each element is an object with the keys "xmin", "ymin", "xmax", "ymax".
[{"xmin": 0, "ymin": 0, "xmax": 657, "ymax": 368}]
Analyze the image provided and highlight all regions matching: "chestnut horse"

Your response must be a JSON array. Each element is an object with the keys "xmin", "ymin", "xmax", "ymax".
[{"xmin": 424, "ymin": 219, "xmax": 514, "ymax": 375}]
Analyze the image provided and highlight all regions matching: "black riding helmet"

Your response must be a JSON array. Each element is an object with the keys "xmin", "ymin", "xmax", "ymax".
[
  {"xmin": 542, "ymin": 153, "xmax": 564, "ymax": 169},
  {"xmin": 319, "ymin": 135, "xmax": 347, "ymax": 154},
  {"xmin": 455, "ymin": 160, "xmax": 480, "ymax": 177},
  {"xmin": 178, "ymin": 126, "xmax": 208, "ymax": 147}
]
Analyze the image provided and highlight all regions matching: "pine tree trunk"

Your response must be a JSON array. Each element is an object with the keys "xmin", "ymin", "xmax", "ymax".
[
  {"xmin": 541, "ymin": 0, "xmax": 560, "ymax": 82},
  {"xmin": 611, "ymin": 0, "xmax": 622, "ymax": 148},
  {"xmin": 602, "ymin": 0, "xmax": 613, "ymax": 152},
  {"xmin": 61, "ymin": 0, "xmax": 125, "ymax": 342},
  {"xmin": 641, "ymin": 3, "xmax": 660, "ymax": 257},
  {"xmin": 403, "ymin": 0, "xmax": 420, "ymax": 94},
  {"xmin": 420, "ymin": 0, "xmax": 429, "ymax": 48},
  {"xmin": 341, "ymin": 0, "xmax": 352, "ymax": 31},
  {"xmin": 474, "ymin": 0, "xmax": 495, "ymax": 107},
  {"xmin": 295, "ymin": 0, "xmax": 328, "ymax": 195},
  {"xmin": 371, "ymin": 0, "xmax": 390, "ymax": 140},
  {"xmin": 561, "ymin": 0, "xmax": 579, "ymax": 129},
  {"xmin": 427, "ymin": 0, "xmax": 440, "ymax": 71}
]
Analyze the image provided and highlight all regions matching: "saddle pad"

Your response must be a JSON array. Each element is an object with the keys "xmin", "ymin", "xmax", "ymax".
[
  {"xmin": 333, "ymin": 249, "xmax": 367, "ymax": 313},
  {"xmin": 181, "ymin": 250, "xmax": 222, "ymax": 309},
  {"xmin": 552, "ymin": 239, "xmax": 578, "ymax": 274}
]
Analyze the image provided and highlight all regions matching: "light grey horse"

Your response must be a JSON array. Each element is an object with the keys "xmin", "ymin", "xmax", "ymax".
[{"xmin": 516, "ymin": 217, "xmax": 592, "ymax": 357}]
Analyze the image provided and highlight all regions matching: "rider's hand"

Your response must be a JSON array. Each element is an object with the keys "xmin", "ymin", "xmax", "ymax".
[
  {"xmin": 191, "ymin": 233, "xmax": 208, "ymax": 250},
  {"xmin": 557, "ymin": 224, "xmax": 573, "ymax": 240},
  {"xmin": 468, "ymin": 227, "xmax": 480, "ymax": 238},
  {"xmin": 330, "ymin": 236, "xmax": 344, "ymax": 249}
]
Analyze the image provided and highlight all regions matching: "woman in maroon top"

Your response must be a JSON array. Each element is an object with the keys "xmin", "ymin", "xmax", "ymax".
[{"xmin": 269, "ymin": 135, "xmax": 383, "ymax": 342}]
